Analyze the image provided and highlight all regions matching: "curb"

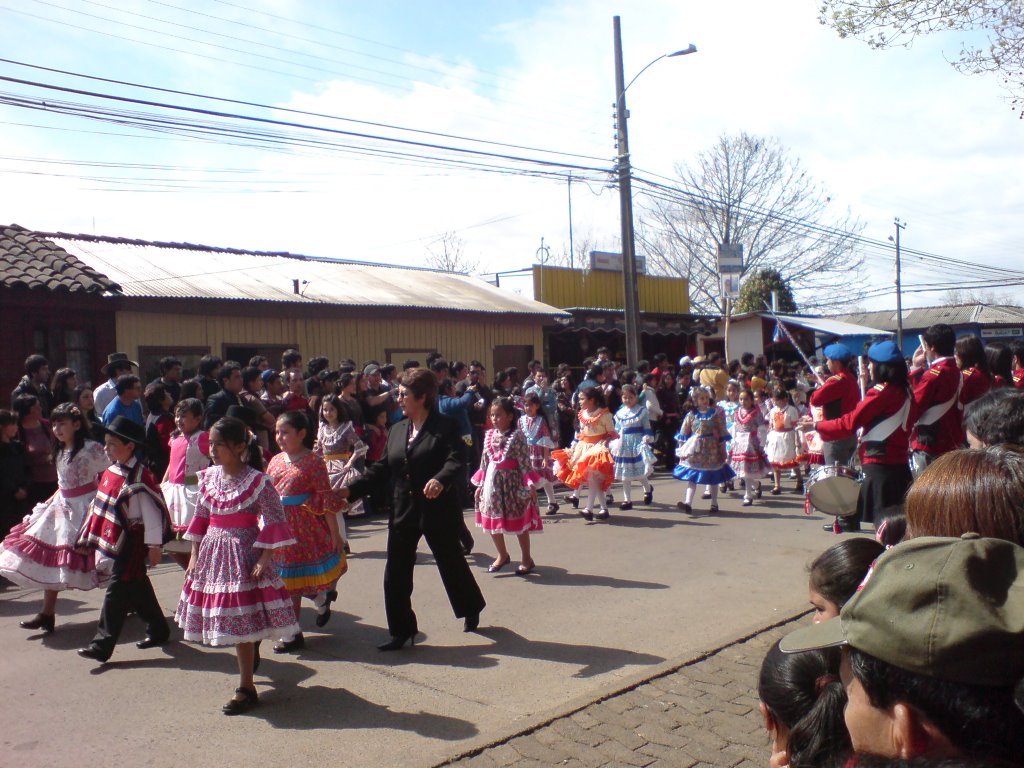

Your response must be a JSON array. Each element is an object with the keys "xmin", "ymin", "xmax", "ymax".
[{"xmin": 431, "ymin": 606, "xmax": 811, "ymax": 767}]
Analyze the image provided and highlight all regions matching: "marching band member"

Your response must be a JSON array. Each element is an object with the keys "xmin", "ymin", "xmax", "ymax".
[
  {"xmin": 808, "ymin": 344, "xmax": 860, "ymax": 467},
  {"xmin": 816, "ymin": 341, "xmax": 913, "ymax": 534},
  {"xmin": 909, "ymin": 324, "xmax": 964, "ymax": 476}
]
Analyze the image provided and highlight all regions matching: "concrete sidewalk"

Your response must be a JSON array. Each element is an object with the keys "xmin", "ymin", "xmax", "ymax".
[{"xmin": 441, "ymin": 615, "xmax": 804, "ymax": 768}]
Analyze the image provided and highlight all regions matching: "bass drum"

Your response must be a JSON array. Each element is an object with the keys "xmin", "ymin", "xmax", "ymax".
[{"xmin": 805, "ymin": 464, "xmax": 861, "ymax": 517}]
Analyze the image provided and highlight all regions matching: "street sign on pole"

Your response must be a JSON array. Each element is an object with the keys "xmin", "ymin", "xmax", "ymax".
[
  {"xmin": 717, "ymin": 243, "xmax": 743, "ymax": 274},
  {"xmin": 721, "ymin": 273, "xmax": 741, "ymax": 299}
]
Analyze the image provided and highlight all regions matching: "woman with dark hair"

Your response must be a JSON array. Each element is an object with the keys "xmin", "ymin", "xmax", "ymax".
[
  {"xmin": 341, "ymin": 368, "xmax": 486, "ymax": 650},
  {"xmin": 955, "ymin": 335, "xmax": 992, "ymax": 407},
  {"xmin": 816, "ymin": 341, "xmax": 913, "ymax": 533},
  {"xmin": 555, "ymin": 375, "xmax": 576, "ymax": 450},
  {"xmin": 176, "ymin": 416, "xmax": 300, "ymax": 715},
  {"xmin": 143, "ymin": 382, "xmax": 175, "ymax": 480},
  {"xmin": 51, "ymin": 368, "xmax": 78, "ymax": 408},
  {"xmin": 757, "ymin": 641, "xmax": 850, "ymax": 768},
  {"xmin": 72, "ymin": 384, "xmax": 104, "ymax": 442},
  {"xmin": 904, "ymin": 444, "xmax": 1024, "ymax": 545},
  {"xmin": 807, "ymin": 538, "xmax": 885, "ymax": 623},
  {"xmin": 985, "ymin": 341, "xmax": 1014, "ymax": 388},
  {"xmin": 13, "ymin": 394, "xmax": 57, "ymax": 507},
  {"xmin": 179, "ymin": 378, "xmax": 206, "ymax": 404}
]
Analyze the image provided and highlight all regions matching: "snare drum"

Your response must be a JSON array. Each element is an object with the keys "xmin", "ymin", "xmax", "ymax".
[{"xmin": 804, "ymin": 464, "xmax": 861, "ymax": 517}]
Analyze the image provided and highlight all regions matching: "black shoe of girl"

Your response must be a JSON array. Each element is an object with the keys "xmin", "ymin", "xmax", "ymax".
[
  {"xmin": 676, "ymin": 501, "xmax": 692, "ymax": 514},
  {"xmin": 315, "ymin": 590, "xmax": 338, "ymax": 628},
  {"xmin": 643, "ymin": 490, "xmax": 653, "ymax": 505},
  {"xmin": 619, "ymin": 501, "xmax": 632, "ymax": 511},
  {"xmin": 273, "ymin": 633, "xmax": 304, "ymax": 654},
  {"xmin": 579, "ymin": 507, "xmax": 594, "ymax": 521},
  {"xmin": 595, "ymin": 507, "xmax": 609, "ymax": 520},
  {"xmin": 755, "ymin": 483, "xmax": 763, "ymax": 499},
  {"xmin": 568, "ymin": 495, "xmax": 579, "ymax": 509},
  {"xmin": 545, "ymin": 503, "xmax": 559, "ymax": 515},
  {"xmin": 702, "ymin": 490, "xmax": 712, "ymax": 500},
  {"xmin": 709, "ymin": 504, "xmax": 719, "ymax": 515}
]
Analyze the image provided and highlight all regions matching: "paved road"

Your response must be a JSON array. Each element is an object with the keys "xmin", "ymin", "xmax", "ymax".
[{"xmin": 1, "ymin": 472, "xmax": 840, "ymax": 768}]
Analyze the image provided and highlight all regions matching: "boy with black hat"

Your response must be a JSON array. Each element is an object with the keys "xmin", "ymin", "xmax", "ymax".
[{"xmin": 76, "ymin": 416, "xmax": 171, "ymax": 662}]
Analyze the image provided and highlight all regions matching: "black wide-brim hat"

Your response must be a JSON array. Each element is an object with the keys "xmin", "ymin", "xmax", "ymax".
[
  {"xmin": 101, "ymin": 352, "xmax": 139, "ymax": 377},
  {"xmin": 102, "ymin": 415, "xmax": 146, "ymax": 446}
]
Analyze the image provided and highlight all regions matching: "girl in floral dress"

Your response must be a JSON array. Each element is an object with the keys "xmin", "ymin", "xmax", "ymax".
[
  {"xmin": 716, "ymin": 380, "xmax": 741, "ymax": 494},
  {"xmin": 674, "ymin": 387, "xmax": 735, "ymax": 515},
  {"xmin": 316, "ymin": 393, "xmax": 366, "ymax": 547},
  {"xmin": 765, "ymin": 389, "xmax": 804, "ymax": 494},
  {"xmin": 729, "ymin": 389, "xmax": 770, "ymax": 506},
  {"xmin": 267, "ymin": 410, "xmax": 347, "ymax": 652},
  {"xmin": 552, "ymin": 387, "xmax": 616, "ymax": 521},
  {"xmin": 611, "ymin": 385, "xmax": 655, "ymax": 510},
  {"xmin": 0, "ymin": 403, "xmax": 109, "ymax": 634},
  {"xmin": 175, "ymin": 416, "xmax": 300, "ymax": 715},
  {"xmin": 160, "ymin": 398, "xmax": 210, "ymax": 569},
  {"xmin": 519, "ymin": 393, "xmax": 559, "ymax": 515},
  {"xmin": 474, "ymin": 397, "xmax": 542, "ymax": 575}
]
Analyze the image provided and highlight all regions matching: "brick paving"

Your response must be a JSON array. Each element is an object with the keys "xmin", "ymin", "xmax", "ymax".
[{"xmin": 440, "ymin": 615, "xmax": 807, "ymax": 768}]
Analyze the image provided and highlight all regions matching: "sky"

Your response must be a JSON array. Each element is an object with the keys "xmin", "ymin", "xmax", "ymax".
[{"xmin": 1, "ymin": 0, "xmax": 1022, "ymax": 313}]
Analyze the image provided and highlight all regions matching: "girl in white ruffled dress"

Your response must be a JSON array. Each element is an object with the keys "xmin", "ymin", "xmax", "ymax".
[
  {"xmin": 0, "ymin": 403, "xmax": 110, "ymax": 634},
  {"xmin": 161, "ymin": 398, "xmax": 210, "ymax": 569},
  {"xmin": 611, "ymin": 385, "xmax": 655, "ymax": 510}
]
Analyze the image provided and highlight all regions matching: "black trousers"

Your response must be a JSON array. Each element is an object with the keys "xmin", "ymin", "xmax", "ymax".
[
  {"xmin": 89, "ymin": 574, "xmax": 169, "ymax": 659},
  {"xmin": 88, "ymin": 531, "xmax": 169, "ymax": 659},
  {"xmin": 383, "ymin": 524, "xmax": 485, "ymax": 637}
]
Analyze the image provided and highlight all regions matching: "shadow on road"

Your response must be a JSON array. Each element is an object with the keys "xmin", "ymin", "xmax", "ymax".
[{"xmin": 253, "ymin": 683, "xmax": 479, "ymax": 737}]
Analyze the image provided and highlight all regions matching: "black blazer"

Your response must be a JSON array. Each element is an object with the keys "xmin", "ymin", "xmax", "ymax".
[{"xmin": 348, "ymin": 409, "xmax": 464, "ymax": 532}]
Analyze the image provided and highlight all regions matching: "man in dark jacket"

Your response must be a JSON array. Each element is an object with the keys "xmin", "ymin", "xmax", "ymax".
[{"xmin": 10, "ymin": 355, "xmax": 52, "ymax": 417}]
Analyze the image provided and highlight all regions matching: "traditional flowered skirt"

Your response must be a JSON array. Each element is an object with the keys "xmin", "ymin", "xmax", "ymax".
[
  {"xmin": 0, "ymin": 487, "xmax": 99, "ymax": 591},
  {"xmin": 729, "ymin": 430, "xmax": 771, "ymax": 479},
  {"xmin": 272, "ymin": 502, "xmax": 347, "ymax": 596},
  {"xmin": 176, "ymin": 525, "xmax": 300, "ymax": 646}
]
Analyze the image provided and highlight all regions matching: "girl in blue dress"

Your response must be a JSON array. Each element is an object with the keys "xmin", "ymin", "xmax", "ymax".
[
  {"xmin": 674, "ymin": 387, "xmax": 735, "ymax": 515},
  {"xmin": 611, "ymin": 385, "xmax": 655, "ymax": 510}
]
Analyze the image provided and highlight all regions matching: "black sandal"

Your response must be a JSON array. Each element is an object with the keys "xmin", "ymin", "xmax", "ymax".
[{"xmin": 223, "ymin": 686, "xmax": 258, "ymax": 715}]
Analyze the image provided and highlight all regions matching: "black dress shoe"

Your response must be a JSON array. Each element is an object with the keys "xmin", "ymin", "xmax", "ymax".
[
  {"xmin": 223, "ymin": 686, "xmax": 258, "ymax": 716},
  {"xmin": 377, "ymin": 632, "xmax": 416, "ymax": 651},
  {"xmin": 20, "ymin": 613, "xmax": 55, "ymax": 634},
  {"xmin": 619, "ymin": 501, "xmax": 632, "ymax": 511},
  {"xmin": 77, "ymin": 646, "xmax": 110, "ymax": 663},
  {"xmin": 463, "ymin": 613, "xmax": 480, "ymax": 632},
  {"xmin": 315, "ymin": 589, "xmax": 338, "ymax": 628},
  {"xmin": 136, "ymin": 634, "xmax": 169, "ymax": 650},
  {"xmin": 545, "ymin": 503, "xmax": 559, "ymax": 515},
  {"xmin": 273, "ymin": 633, "xmax": 305, "ymax": 654},
  {"xmin": 643, "ymin": 490, "xmax": 653, "ymax": 505}
]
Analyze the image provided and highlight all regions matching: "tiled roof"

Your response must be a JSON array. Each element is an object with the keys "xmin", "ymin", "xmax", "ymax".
[
  {"xmin": 0, "ymin": 225, "xmax": 121, "ymax": 294},
  {"xmin": 831, "ymin": 304, "xmax": 1024, "ymax": 331}
]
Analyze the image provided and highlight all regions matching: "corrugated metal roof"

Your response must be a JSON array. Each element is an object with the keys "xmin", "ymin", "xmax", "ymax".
[
  {"xmin": 774, "ymin": 313, "xmax": 892, "ymax": 337},
  {"xmin": 831, "ymin": 304, "xmax": 1024, "ymax": 331},
  {"xmin": 46, "ymin": 234, "xmax": 568, "ymax": 317}
]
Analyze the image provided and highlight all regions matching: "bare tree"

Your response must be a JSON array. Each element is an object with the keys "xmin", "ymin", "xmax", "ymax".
[
  {"xmin": 636, "ymin": 132, "xmax": 865, "ymax": 314},
  {"xmin": 942, "ymin": 286, "xmax": 1020, "ymax": 305},
  {"xmin": 549, "ymin": 230, "xmax": 604, "ymax": 269},
  {"xmin": 819, "ymin": 1, "xmax": 1024, "ymax": 110},
  {"xmin": 426, "ymin": 231, "xmax": 478, "ymax": 275}
]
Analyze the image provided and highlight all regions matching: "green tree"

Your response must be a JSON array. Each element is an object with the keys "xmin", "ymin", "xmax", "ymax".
[
  {"xmin": 734, "ymin": 268, "xmax": 798, "ymax": 314},
  {"xmin": 819, "ymin": 1, "xmax": 1024, "ymax": 108}
]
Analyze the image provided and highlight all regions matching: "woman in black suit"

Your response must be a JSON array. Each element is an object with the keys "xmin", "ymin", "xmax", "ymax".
[{"xmin": 342, "ymin": 368, "xmax": 485, "ymax": 650}]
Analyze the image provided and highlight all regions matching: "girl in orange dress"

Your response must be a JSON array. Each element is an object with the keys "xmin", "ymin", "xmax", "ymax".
[
  {"xmin": 266, "ymin": 411, "xmax": 347, "ymax": 653},
  {"xmin": 551, "ymin": 387, "xmax": 616, "ymax": 522}
]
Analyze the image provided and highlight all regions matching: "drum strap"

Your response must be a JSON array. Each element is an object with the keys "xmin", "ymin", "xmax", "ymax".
[{"xmin": 860, "ymin": 399, "xmax": 911, "ymax": 444}]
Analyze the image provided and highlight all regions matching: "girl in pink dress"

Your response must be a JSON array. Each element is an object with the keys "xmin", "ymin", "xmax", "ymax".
[
  {"xmin": 176, "ymin": 416, "xmax": 300, "ymax": 715},
  {"xmin": 474, "ymin": 397, "xmax": 543, "ymax": 575},
  {"xmin": 266, "ymin": 410, "xmax": 347, "ymax": 653},
  {"xmin": 728, "ymin": 389, "xmax": 770, "ymax": 506},
  {"xmin": 160, "ymin": 398, "xmax": 210, "ymax": 568},
  {"xmin": 0, "ymin": 403, "xmax": 109, "ymax": 634}
]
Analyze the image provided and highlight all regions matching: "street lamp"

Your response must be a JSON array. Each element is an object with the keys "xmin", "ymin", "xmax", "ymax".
[{"xmin": 614, "ymin": 16, "xmax": 696, "ymax": 368}]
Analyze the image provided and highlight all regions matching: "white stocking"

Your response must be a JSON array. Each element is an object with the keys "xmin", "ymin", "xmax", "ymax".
[
  {"xmin": 684, "ymin": 482, "xmax": 696, "ymax": 505},
  {"xmin": 622, "ymin": 479, "xmax": 633, "ymax": 503}
]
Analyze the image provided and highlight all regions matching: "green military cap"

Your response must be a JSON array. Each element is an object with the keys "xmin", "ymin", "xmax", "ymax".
[{"xmin": 780, "ymin": 533, "xmax": 1024, "ymax": 687}]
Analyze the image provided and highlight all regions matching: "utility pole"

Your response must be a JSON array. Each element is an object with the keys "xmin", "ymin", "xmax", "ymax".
[
  {"xmin": 613, "ymin": 16, "xmax": 641, "ymax": 368},
  {"xmin": 893, "ymin": 218, "xmax": 906, "ymax": 352},
  {"xmin": 567, "ymin": 174, "xmax": 575, "ymax": 270}
]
